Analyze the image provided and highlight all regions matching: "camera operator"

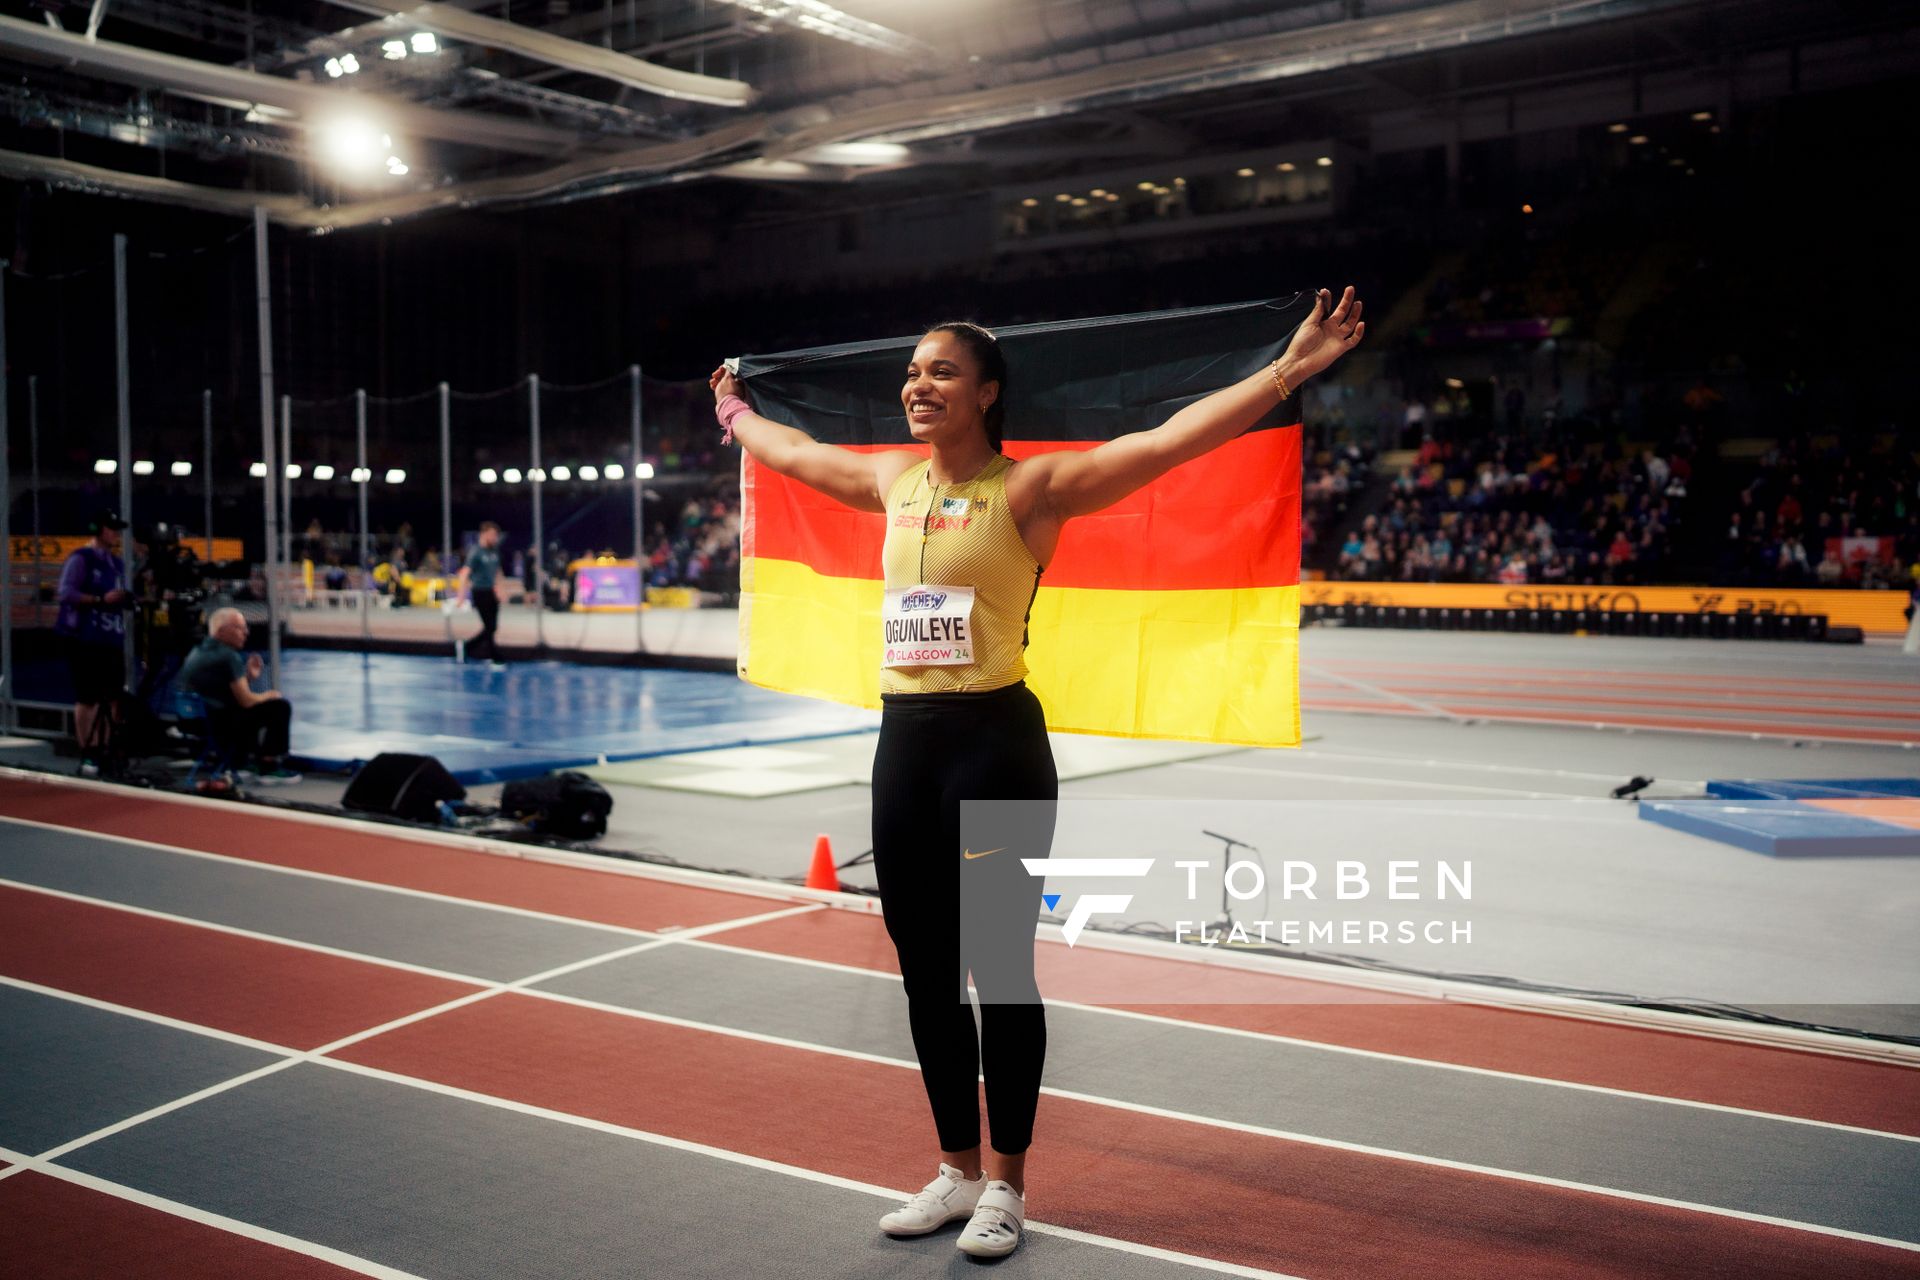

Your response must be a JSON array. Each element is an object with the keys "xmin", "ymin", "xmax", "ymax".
[
  {"xmin": 181, "ymin": 607, "xmax": 301, "ymax": 784},
  {"xmin": 56, "ymin": 512, "xmax": 132, "ymax": 773}
]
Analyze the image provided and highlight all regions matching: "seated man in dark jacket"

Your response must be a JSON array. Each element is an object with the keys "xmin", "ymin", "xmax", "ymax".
[{"xmin": 181, "ymin": 607, "xmax": 300, "ymax": 784}]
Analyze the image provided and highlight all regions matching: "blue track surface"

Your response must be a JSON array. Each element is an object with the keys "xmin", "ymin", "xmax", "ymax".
[{"xmin": 276, "ymin": 652, "xmax": 878, "ymax": 783}]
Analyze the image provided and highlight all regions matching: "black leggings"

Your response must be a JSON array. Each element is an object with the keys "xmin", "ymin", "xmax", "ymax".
[{"xmin": 871, "ymin": 680, "xmax": 1057, "ymax": 1156}]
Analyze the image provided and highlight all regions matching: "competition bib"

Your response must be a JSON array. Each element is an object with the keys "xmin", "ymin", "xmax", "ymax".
[{"xmin": 882, "ymin": 584, "xmax": 975, "ymax": 667}]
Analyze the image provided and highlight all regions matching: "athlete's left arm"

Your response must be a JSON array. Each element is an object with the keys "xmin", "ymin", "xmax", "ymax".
[{"xmin": 1028, "ymin": 286, "xmax": 1364, "ymax": 519}]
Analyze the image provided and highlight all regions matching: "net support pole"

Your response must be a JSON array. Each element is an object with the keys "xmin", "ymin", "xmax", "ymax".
[
  {"xmin": 0, "ymin": 261, "xmax": 12, "ymax": 730},
  {"xmin": 357, "ymin": 388, "xmax": 370, "ymax": 644},
  {"xmin": 253, "ymin": 208, "xmax": 280, "ymax": 687},
  {"xmin": 202, "ymin": 389, "xmax": 214, "ymax": 562},
  {"xmin": 279, "ymin": 394, "xmax": 292, "ymax": 565},
  {"xmin": 630, "ymin": 363, "xmax": 644, "ymax": 655},
  {"xmin": 28, "ymin": 373, "xmax": 41, "ymax": 632},
  {"xmin": 438, "ymin": 381, "xmax": 452, "ymax": 578},
  {"xmin": 529, "ymin": 374, "xmax": 544, "ymax": 651},
  {"xmin": 114, "ymin": 234, "xmax": 134, "ymax": 689}
]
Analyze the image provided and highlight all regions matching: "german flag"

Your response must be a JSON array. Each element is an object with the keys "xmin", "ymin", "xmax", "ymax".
[{"xmin": 734, "ymin": 297, "xmax": 1312, "ymax": 748}]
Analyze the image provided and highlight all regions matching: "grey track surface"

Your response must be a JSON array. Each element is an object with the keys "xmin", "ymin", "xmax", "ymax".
[
  {"xmin": 0, "ymin": 819, "xmax": 643, "ymax": 982},
  {"xmin": 540, "ymin": 940, "xmax": 1920, "ymax": 1243},
  {"xmin": 59, "ymin": 1062, "xmax": 1242, "ymax": 1280},
  {"xmin": 0, "ymin": 986, "xmax": 278, "ymax": 1155}
]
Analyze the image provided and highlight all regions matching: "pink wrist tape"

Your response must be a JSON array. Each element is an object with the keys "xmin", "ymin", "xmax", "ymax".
[{"xmin": 716, "ymin": 394, "xmax": 750, "ymax": 444}]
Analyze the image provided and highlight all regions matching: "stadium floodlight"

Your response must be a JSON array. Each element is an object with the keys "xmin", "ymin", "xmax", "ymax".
[
  {"xmin": 603, "ymin": 463, "xmax": 625, "ymax": 480},
  {"xmin": 503, "ymin": 468, "xmax": 523, "ymax": 483},
  {"xmin": 550, "ymin": 465, "xmax": 572, "ymax": 481},
  {"xmin": 313, "ymin": 464, "xmax": 336, "ymax": 480},
  {"xmin": 385, "ymin": 468, "xmax": 406, "ymax": 484},
  {"xmin": 350, "ymin": 466, "xmax": 371, "ymax": 482},
  {"xmin": 637, "ymin": 463, "xmax": 655, "ymax": 480},
  {"xmin": 317, "ymin": 117, "xmax": 390, "ymax": 177},
  {"xmin": 284, "ymin": 463, "xmax": 302, "ymax": 479},
  {"xmin": 94, "ymin": 458, "xmax": 117, "ymax": 474},
  {"xmin": 382, "ymin": 39, "xmax": 408, "ymax": 60},
  {"xmin": 324, "ymin": 58, "xmax": 344, "ymax": 78},
  {"xmin": 170, "ymin": 461, "xmax": 193, "ymax": 477},
  {"xmin": 132, "ymin": 460, "xmax": 156, "ymax": 476},
  {"xmin": 410, "ymin": 32, "xmax": 437, "ymax": 54},
  {"xmin": 479, "ymin": 468, "xmax": 498, "ymax": 484},
  {"xmin": 339, "ymin": 53, "xmax": 360, "ymax": 74},
  {"xmin": 579, "ymin": 465, "xmax": 599, "ymax": 481},
  {"xmin": 528, "ymin": 468, "xmax": 547, "ymax": 482},
  {"xmin": 248, "ymin": 462, "xmax": 267, "ymax": 478}
]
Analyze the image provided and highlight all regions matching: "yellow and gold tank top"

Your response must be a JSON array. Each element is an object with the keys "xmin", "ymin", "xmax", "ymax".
[{"xmin": 879, "ymin": 455, "xmax": 1042, "ymax": 695}]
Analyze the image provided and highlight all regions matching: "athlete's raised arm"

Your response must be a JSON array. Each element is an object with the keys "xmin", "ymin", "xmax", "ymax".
[
  {"xmin": 1018, "ymin": 286, "xmax": 1365, "ymax": 522},
  {"xmin": 710, "ymin": 365, "xmax": 919, "ymax": 512}
]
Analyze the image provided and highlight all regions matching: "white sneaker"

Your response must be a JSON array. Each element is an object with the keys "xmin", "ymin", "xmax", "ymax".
[
  {"xmin": 878, "ymin": 1163, "xmax": 985, "ymax": 1236},
  {"xmin": 956, "ymin": 1181, "xmax": 1025, "ymax": 1258}
]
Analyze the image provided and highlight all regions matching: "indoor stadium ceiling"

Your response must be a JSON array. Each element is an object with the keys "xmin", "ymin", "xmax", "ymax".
[{"xmin": 0, "ymin": 0, "xmax": 1906, "ymax": 230}]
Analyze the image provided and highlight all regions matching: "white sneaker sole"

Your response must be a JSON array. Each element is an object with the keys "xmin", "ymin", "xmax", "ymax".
[
  {"xmin": 956, "ymin": 1229, "xmax": 1022, "ymax": 1258},
  {"xmin": 879, "ymin": 1205, "xmax": 972, "ymax": 1237}
]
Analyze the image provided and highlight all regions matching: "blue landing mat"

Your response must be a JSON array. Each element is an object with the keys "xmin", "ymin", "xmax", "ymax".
[
  {"xmin": 1638, "ymin": 799, "xmax": 1920, "ymax": 857},
  {"xmin": 277, "ymin": 652, "xmax": 879, "ymax": 784},
  {"xmin": 1706, "ymin": 778, "xmax": 1920, "ymax": 801}
]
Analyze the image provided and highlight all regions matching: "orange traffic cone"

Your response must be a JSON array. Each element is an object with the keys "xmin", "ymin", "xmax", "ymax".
[{"xmin": 805, "ymin": 833, "xmax": 840, "ymax": 892}]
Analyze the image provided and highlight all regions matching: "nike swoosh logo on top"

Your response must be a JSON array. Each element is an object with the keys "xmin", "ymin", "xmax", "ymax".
[{"xmin": 962, "ymin": 847, "xmax": 1007, "ymax": 860}]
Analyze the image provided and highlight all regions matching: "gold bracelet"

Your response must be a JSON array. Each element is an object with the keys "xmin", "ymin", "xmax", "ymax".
[{"xmin": 1270, "ymin": 360, "xmax": 1291, "ymax": 402}]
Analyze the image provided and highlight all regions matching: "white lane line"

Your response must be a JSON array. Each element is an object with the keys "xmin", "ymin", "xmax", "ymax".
[
  {"xmin": 314, "ymin": 1058, "xmax": 1306, "ymax": 1279},
  {"xmin": 0, "ymin": 1149, "xmax": 431, "ymax": 1280},
  {"xmin": 10, "ymin": 975, "xmax": 1920, "ymax": 1258},
  {"xmin": 0, "ymin": 813, "xmax": 664, "ymax": 940},
  {"xmin": 0, "ymin": 877, "xmax": 504, "ymax": 987},
  {"xmin": 1177, "ymin": 761, "xmax": 1619, "ymax": 802},
  {"xmin": 1255, "ymin": 748, "xmax": 1706, "ymax": 788},
  {"xmin": 0, "ymin": 765, "xmax": 857, "ymax": 914},
  {"xmin": 0, "ymin": 975, "xmax": 292, "ymax": 1055},
  {"xmin": 1303, "ymin": 663, "xmax": 1462, "ymax": 721},
  {"xmin": 0, "ymin": 901, "xmax": 825, "ymax": 1189},
  {"xmin": 7, "ymin": 873, "xmax": 1915, "ymax": 1147}
]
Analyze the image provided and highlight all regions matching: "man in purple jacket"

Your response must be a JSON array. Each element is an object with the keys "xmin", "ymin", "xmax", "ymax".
[{"xmin": 56, "ymin": 512, "xmax": 132, "ymax": 770}]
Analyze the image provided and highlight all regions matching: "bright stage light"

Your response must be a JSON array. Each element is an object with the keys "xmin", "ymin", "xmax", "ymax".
[
  {"xmin": 528, "ymin": 468, "xmax": 546, "ymax": 482},
  {"xmin": 317, "ymin": 117, "xmax": 390, "ymax": 177},
  {"xmin": 94, "ymin": 459, "xmax": 117, "ymax": 474},
  {"xmin": 636, "ymin": 463, "xmax": 655, "ymax": 480},
  {"xmin": 339, "ymin": 53, "xmax": 360, "ymax": 74},
  {"xmin": 350, "ymin": 466, "xmax": 371, "ymax": 482},
  {"xmin": 479, "ymin": 468, "xmax": 498, "ymax": 484},
  {"xmin": 603, "ymin": 463, "xmax": 625, "ymax": 480},
  {"xmin": 312, "ymin": 464, "xmax": 336, "ymax": 480},
  {"xmin": 551, "ymin": 465, "xmax": 572, "ymax": 481},
  {"xmin": 132, "ymin": 460, "xmax": 156, "ymax": 476},
  {"xmin": 410, "ymin": 32, "xmax": 437, "ymax": 53},
  {"xmin": 578, "ymin": 465, "xmax": 599, "ymax": 481},
  {"xmin": 249, "ymin": 462, "xmax": 267, "ymax": 478},
  {"xmin": 324, "ymin": 58, "xmax": 344, "ymax": 78},
  {"xmin": 284, "ymin": 464, "xmax": 302, "ymax": 479},
  {"xmin": 170, "ymin": 461, "xmax": 193, "ymax": 477},
  {"xmin": 385, "ymin": 469, "xmax": 406, "ymax": 484},
  {"xmin": 503, "ymin": 468, "xmax": 523, "ymax": 483},
  {"xmin": 382, "ymin": 39, "xmax": 408, "ymax": 60}
]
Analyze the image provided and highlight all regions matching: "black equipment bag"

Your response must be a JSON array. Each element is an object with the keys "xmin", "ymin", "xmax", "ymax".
[
  {"xmin": 501, "ymin": 770, "xmax": 612, "ymax": 840},
  {"xmin": 344, "ymin": 753, "xmax": 467, "ymax": 823}
]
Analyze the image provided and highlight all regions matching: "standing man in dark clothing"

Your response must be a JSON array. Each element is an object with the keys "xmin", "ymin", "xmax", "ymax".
[
  {"xmin": 181, "ymin": 607, "xmax": 300, "ymax": 783},
  {"xmin": 55, "ymin": 511, "xmax": 132, "ymax": 770},
  {"xmin": 456, "ymin": 521, "xmax": 506, "ymax": 667}
]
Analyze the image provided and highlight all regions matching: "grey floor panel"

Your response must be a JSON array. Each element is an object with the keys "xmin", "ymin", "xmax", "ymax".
[
  {"xmin": 0, "ymin": 986, "xmax": 280, "ymax": 1155},
  {"xmin": 61, "ymin": 1062, "xmax": 1233, "ymax": 1280},
  {"xmin": 538, "ymin": 941, "xmax": 1920, "ymax": 1244},
  {"xmin": 0, "ymin": 820, "xmax": 639, "ymax": 982}
]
